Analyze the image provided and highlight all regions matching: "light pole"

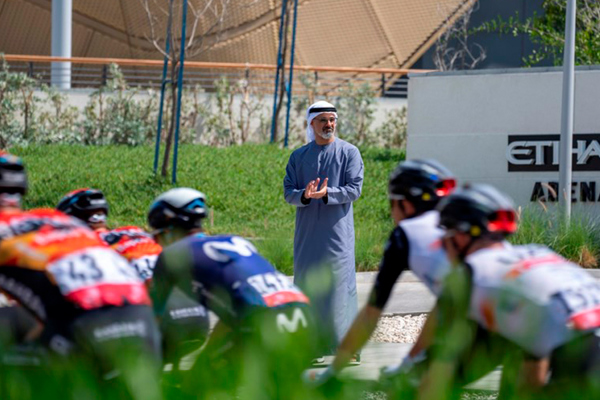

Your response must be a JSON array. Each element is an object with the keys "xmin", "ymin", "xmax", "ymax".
[
  {"xmin": 51, "ymin": 0, "xmax": 72, "ymax": 89},
  {"xmin": 558, "ymin": 0, "xmax": 577, "ymax": 221}
]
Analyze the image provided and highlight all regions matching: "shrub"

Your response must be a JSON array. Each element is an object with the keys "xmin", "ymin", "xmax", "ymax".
[{"xmin": 512, "ymin": 205, "xmax": 600, "ymax": 268}]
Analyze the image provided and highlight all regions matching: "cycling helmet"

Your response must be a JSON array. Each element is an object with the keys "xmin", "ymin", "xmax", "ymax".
[
  {"xmin": 57, "ymin": 188, "xmax": 109, "ymax": 222},
  {"xmin": 437, "ymin": 183, "xmax": 518, "ymax": 238},
  {"xmin": 0, "ymin": 151, "xmax": 27, "ymax": 195},
  {"xmin": 148, "ymin": 188, "xmax": 207, "ymax": 232},
  {"xmin": 388, "ymin": 159, "xmax": 456, "ymax": 213}
]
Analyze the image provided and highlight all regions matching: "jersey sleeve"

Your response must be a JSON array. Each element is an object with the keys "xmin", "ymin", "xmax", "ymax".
[
  {"xmin": 149, "ymin": 253, "xmax": 172, "ymax": 318},
  {"xmin": 368, "ymin": 226, "xmax": 410, "ymax": 309},
  {"xmin": 431, "ymin": 262, "xmax": 475, "ymax": 361}
]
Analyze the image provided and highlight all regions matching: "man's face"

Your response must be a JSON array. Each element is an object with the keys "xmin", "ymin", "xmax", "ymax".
[{"xmin": 311, "ymin": 112, "xmax": 337, "ymax": 140}]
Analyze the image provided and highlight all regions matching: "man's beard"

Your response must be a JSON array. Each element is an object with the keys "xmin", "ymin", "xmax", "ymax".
[{"xmin": 318, "ymin": 129, "xmax": 335, "ymax": 140}]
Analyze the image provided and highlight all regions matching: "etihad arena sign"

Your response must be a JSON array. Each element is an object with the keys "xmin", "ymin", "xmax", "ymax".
[{"xmin": 406, "ymin": 66, "xmax": 600, "ymax": 211}]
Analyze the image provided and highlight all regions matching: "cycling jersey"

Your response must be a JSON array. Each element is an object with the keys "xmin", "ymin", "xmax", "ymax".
[
  {"xmin": 99, "ymin": 226, "xmax": 162, "ymax": 281},
  {"xmin": 100, "ymin": 226, "xmax": 210, "ymax": 366},
  {"xmin": 0, "ymin": 209, "xmax": 150, "ymax": 327},
  {"xmin": 464, "ymin": 244, "xmax": 600, "ymax": 358},
  {"xmin": 151, "ymin": 234, "xmax": 310, "ymax": 328},
  {"xmin": 369, "ymin": 211, "xmax": 450, "ymax": 309}
]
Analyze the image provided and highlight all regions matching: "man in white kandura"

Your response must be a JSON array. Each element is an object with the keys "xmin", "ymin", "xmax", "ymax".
[{"xmin": 283, "ymin": 100, "xmax": 364, "ymax": 362}]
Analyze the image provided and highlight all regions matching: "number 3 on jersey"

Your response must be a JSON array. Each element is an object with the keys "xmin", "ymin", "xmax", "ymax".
[{"xmin": 48, "ymin": 247, "xmax": 140, "ymax": 295}]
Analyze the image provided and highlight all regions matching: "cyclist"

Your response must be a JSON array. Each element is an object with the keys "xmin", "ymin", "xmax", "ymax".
[
  {"xmin": 0, "ymin": 152, "xmax": 161, "ymax": 399},
  {"xmin": 417, "ymin": 183, "xmax": 600, "ymax": 400},
  {"xmin": 57, "ymin": 188, "xmax": 209, "ymax": 368},
  {"xmin": 303, "ymin": 160, "xmax": 456, "ymax": 388},
  {"xmin": 56, "ymin": 188, "xmax": 110, "ymax": 233},
  {"xmin": 57, "ymin": 188, "xmax": 164, "ymax": 279},
  {"xmin": 148, "ymin": 187, "xmax": 317, "ymax": 399}
]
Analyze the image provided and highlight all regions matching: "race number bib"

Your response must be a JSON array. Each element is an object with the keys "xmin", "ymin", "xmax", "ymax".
[
  {"xmin": 246, "ymin": 272, "xmax": 309, "ymax": 308},
  {"xmin": 553, "ymin": 282, "xmax": 600, "ymax": 330},
  {"xmin": 48, "ymin": 247, "xmax": 149, "ymax": 309},
  {"xmin": 131, "ymin": 255, "xmax": 158, "ymax": 280}
]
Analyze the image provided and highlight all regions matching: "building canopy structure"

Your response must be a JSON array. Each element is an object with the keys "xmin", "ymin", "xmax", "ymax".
[{"xmin": 1, "ymin": 0, "xmax": 475, "ymax": 69}]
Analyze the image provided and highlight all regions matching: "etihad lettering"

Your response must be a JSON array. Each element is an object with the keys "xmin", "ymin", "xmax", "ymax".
[{"xmin": 507, "ymin": 134, "xmax": 600, "ymax": 172}]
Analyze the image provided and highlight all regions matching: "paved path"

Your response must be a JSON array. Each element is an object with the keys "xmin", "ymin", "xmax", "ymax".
[
  {"xmin": 356, "ymin": 271, "xmax": 436, "ymax": 315},
  {"xmin": 308, "ymin": 342, "xmax": 501, "ymax": 392}
]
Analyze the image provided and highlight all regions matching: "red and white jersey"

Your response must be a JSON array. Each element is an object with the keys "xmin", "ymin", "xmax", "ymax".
[
  {"xmin": 465, "ymin": 244, "xmax": 600, "ymax": 358},
  {"xmin": 99, "ymin": 226, "xmax": 162, "ymax": 281},
  {"xmin": 0, "ymin": 209, "xmax": 150, "ymax": 323}
]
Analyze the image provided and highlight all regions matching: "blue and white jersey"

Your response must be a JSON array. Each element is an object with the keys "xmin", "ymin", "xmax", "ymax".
[{"xmin": 151, "ymin": 234, "xmax": 309, "ymax": 326}]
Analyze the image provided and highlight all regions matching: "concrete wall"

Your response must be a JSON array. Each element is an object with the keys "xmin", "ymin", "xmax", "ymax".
[
  {"xmin": 49, "ymin": 89, "xmax": 407, "ymax": 123},
  {"xmin": 406, "ymin": 66, "xmax": 600, "ymax": 213},
  {"xmin": 35, "ymin": 88, "xmax": 407, "ymax": 143}
]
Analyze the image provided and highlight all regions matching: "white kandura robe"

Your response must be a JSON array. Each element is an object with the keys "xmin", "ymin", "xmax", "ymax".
[{"xmin": 283, "ymin": 138, "xmax": 364, "ymax": 350}]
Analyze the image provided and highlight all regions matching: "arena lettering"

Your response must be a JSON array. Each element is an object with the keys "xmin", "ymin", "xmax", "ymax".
[
  {"xmin": 530, "ymin": 181, "xmax": 600, "ymax": 203},
  {"xmin": 507, "ymin": 134, "xmax": 600, "ymax": 172}
]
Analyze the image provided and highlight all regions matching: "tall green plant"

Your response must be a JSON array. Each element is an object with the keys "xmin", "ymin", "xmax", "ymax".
[
  {"xmin": 477, "ymin": 0, "xmax": 600, "ymax": 66},
  {"xmin": 0, "ymin": 56, "xmax": 40, "ymax": 147},
  {"xmin": 37, "ymin": 85, "xmax": 80, "ymax": 144},
  {"xmin": 198, "ymin": 76, "xmax": 267, "ymax": 146},
  {"xmin": 375, "ymin": 107, "xmax": 407, "ymax": 149},
  {"xmin": 81, "ymin": 64, "xmax": 155, "ymax": 145},
  {"xmin": 512, "ymin": 206, "xmax": 600, "ymax": 268},
  {"xmin": 335, "ymin": 82, "xmax": 377, "ymax": 145}
]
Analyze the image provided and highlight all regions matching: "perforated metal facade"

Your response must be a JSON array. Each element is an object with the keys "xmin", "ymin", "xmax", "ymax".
[{"xmin": 1, "ymin": 0, "xmax": 474, "ymax": 68}]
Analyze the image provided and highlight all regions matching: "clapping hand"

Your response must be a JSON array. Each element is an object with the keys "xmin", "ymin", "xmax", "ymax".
[{"xmin": 304, "ymin": 177, "xmax": 328, "ymax": 199}]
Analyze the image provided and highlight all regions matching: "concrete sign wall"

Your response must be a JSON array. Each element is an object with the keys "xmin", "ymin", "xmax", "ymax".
[{"xmin": 406, "ymin": 67, "xmax": 600, "ymax": 212}]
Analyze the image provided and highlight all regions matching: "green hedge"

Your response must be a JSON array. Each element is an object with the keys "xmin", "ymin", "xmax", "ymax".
[
  {"xmin": 16, "ymin": 144, "xmax": 404, "ymax": 274},
  {"xmin": 15, "ymin": 144, "xmax": 600, "ymax": 273}
]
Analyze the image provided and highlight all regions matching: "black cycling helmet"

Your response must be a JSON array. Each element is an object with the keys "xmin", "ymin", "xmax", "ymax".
[
  {"xmin": 0, "ymin": 151, "xmax": 28, "ymax": 195},
  {"xmin": 148, "ymin": 188, "xmax": 208, "ymax": 232},
  {"xmin": 57, "ymin": 188, "xmax": 109, "ymax": 222},
  {"xmin": 437, "ymin": 183, "xmax": 518, "ymax": 238},
  {"xmin": 388, "ymin": 159, "xmax": 456, "ymax": 214}
]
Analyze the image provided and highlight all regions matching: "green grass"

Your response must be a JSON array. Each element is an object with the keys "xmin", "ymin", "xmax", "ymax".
[
  {"xmin": 14, "ymin": 144, "xmax": 403, "ymax": 274},
  {"xmin": 14, "ymin": 144, "xmax": 600, "ymax": 272}
]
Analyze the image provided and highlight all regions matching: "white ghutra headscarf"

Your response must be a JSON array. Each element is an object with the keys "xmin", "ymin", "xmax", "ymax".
[{"xmin": 306, "ymin": 101, "xmax": 337, "ymax": 142}]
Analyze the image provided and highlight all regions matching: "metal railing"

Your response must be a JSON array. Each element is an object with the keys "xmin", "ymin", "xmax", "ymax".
[{"xmin": 2, "ymin": 55, "xmax": 433, "ymax": 98}]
